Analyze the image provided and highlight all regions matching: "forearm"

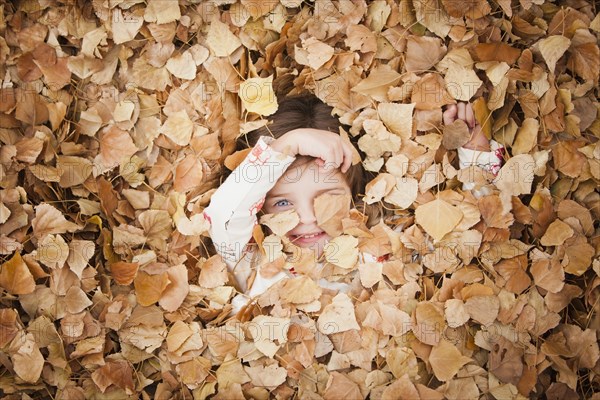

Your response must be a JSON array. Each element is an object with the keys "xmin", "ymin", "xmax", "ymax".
[{"xmin": 204, "ymin": 137, "xmax": 295, "ymax": 268}]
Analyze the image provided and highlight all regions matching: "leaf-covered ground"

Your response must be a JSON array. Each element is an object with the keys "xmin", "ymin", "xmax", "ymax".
[{"xmin": 0, "ymin": 0, "xmax": 599, "ymax": 399}]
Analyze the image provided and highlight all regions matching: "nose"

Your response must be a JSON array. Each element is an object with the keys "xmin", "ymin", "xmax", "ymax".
[{"xmin": 296, "ymin": 200, "xmax": 317, "ymax": 225}]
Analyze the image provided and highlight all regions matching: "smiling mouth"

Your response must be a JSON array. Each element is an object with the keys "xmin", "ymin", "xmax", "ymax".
[{"xmin": 290, "ymin": 231, "xmax": 326, "ymax": 243}]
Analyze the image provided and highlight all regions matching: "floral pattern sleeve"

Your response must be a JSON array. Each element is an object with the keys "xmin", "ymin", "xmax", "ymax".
[{"xmin": 457, "ymin": 140, "xmax": 505, "ymax": 192}]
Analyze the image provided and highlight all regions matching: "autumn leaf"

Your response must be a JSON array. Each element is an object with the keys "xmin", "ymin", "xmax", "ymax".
[
  {"xmin": 0, "ymin": 253, "xmax": 35, "ymax": 295},
  {"xmin": 239, "ymin": 76, "xmax": 278, "ymax": 116},
  {"xmin": 158, "ymin": 264, "xmax": 189, "ymax": 312},
  {"xmin": 260, "ymin": 209, "xmax": 299, "ymax": 237},
  {"xmin": 244, "ymin": 363, "xmax": 287, "ymax": 389},
  {"xmin": 415, "ymin": 199, "xmax": 463, "ymax": 242},
  {"xmin": 134, "ymin": 271, "xmax": 169, "ymax": 307},
  {"xmin": 429, "ymin": 339, "xmax": 472, "ymax": 381},
  {"xmin": 11, "ymin": 333, "xmax": 44, "ymax": 383},
  {"xmin": 317, "ymin": 293, "xmax": 360, "ymax": 334},
  {"xmin": 31, "ymin": 204, "xmax": 80, "ymax": 239},
  {"xmin": 314, "ymin": 193, "xmax": 351, "ymax": 236},
  {"xmin": 324, "ymin": 235, "xmax": 359, "ymax": 269}
]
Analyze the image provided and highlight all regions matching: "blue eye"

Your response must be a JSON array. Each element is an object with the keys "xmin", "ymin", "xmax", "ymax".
[{"xmin": 274, "ymin": 199, "xmax": 291, "ymax": 207}]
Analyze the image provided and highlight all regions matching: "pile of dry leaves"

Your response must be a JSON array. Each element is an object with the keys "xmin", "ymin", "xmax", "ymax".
[{"xmin": 0, "ymin": 0, "xmax": 599, "ymax": 398}]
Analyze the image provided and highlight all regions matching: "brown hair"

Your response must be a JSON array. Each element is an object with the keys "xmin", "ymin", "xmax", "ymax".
[{"xmin": 238, "ymin": 93, "xmax": 369, "ymax": 205}]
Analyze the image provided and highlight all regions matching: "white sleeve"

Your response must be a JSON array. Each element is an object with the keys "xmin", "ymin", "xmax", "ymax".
[
  {"xmin": 203, "ymin": 136, "xmax": 295, "ymax": 271},
  {"xmin": 457, "ymin": 140, "xmax": 504, "ymax": 192}
]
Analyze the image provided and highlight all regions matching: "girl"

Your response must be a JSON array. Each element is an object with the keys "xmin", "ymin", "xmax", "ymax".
[{"xmin": 204, "ymin": 94, "xmax": 503, "ymax": 315}]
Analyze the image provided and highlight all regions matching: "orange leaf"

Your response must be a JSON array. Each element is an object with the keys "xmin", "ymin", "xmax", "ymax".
[{"xmin": 134, "ymin": 271, "xmax": 169, "ymax": 306}]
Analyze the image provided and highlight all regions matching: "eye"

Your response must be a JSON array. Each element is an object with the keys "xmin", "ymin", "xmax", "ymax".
[{"xmin": 273, "ymin": 199, "xmax": 291, "ymax": 207}]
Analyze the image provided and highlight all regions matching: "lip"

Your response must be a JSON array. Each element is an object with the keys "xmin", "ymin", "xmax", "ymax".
[{"xmin": 289, "ymin": 231, "xmax": 326, "ymax": 245}]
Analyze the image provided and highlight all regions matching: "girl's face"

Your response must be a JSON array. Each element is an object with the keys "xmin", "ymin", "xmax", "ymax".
[{"xmin": 263, "ymin": 159, "xmax": 351, "ymax": 258}]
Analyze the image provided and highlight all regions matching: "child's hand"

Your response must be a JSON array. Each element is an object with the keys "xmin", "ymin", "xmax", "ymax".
[
  {"xmin": 270, "ymin": 128, "xmax": 354, "ymax": 173},
  {"xmin": 443, "ymin": 102, "xmax": 491, "ymax": 151}
]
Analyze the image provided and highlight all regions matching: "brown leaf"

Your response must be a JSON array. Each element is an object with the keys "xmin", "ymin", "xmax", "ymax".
[
  {"xmin": 429, "ymin": 339, "xmax": 472, "ymax": 381},
  {"xmin": 441, "ymin": 0, "xmax": 491, "ymax": 18},
  {"xmin": 489, "ymin": 336, "xmax": 524, "ymax": 385},
  {"xmin": 244, "ymin": 363, "xmax": 287, "ymax": 389},
  {"xmin": 413, "ymin": 302, "xmax": 445, "ymax": 346},
  {"xmin": 323, "ymin": 371, "xmax": 362, "ymax": 400},
  {"xmin": 442, "ymin": 119, "xmax": 470, "ymax": 150},
  {"xmin": 405, "ymin": 35, "xmax": 446, "ymax": 72},
  {"xmin": 198, "ymin": 255, "xmax": 228, "ymax": 289},
  {"xmin": 540, "ymin": 219, "xmax": 574, "ymax": 246},
  {"xmin": 415, "ymin": 199, "xmax": 463, "ymax": 241},
  {"xmin": 134, "ymin": 271, "xmax": 169, "ymax": 306},
  {"xmin": 110, "ymin": 262, "xmax": 139, "ymax": 285},
  {"xmin": 0, "ymin": 253, "xmax": 35, "ymax": 295},
  {"xmin": 567, "ymin": 29, "xmax": 599, "ymax": 83},
  {"xmin": 91, "ymin": 359, "xmax": 135, "ymax": 394},
  {"xmin": 174, "ymin": 154, "xmax": 204, "ymax": 193},
  {"xmin": 159, "ymin": 264, "xmax": 189, "ymax": 312},
  {"xmin": 94, "ymin": 126, "xmax": 138, "ymax": 173},
  {"xmin": 11, "ymin": 333, "xmax": 44, "ymax": 383},
  {"xmin": 473, "ymin": 43, "xmax": 521, "ymax": 64},
  {"xmin": 31, "ymin": 204, "xmax": 80, "ymax": 239},
  {"xmin": 317, "ymin": 293, "xmax": 360, "ymax": 334}
]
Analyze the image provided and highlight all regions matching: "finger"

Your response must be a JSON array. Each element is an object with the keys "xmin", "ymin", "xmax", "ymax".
[
  {"xmin": 333, "ymin": 146, "xmax": 343, "ymax": 169},
  {"xmin": 465, "ymin": 102, "xmax": 475, "ymax": 128},
  {"xmin": 341, "ymin": 143, "xmax": 353, "ymax": 173},
  {"xmin": 442, "ymin": 104, "xmax": 457, "ymax": 125},
  {"xmin": 457, "ymin": 102, "xmax": 466, "ymax": 122},
  {"xmin": 324, "ymin": 148, "xmax": 338, "ymax": 170}
]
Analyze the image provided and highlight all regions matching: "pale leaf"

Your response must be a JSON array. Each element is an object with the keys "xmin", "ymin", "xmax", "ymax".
[
  {"xmin": 415, "ymin": 199, "xmax": 463, "ymax": 241},
  {"xmin": 317, "ymin": 293, "xmax": 360, "ymax": 334},
  {"xmin": 537, "ymin": 35, "xmax": 570, "ymax": 75},
  {"xmin": 239, "ymin": 76, "xmax": 278, "ymax": 116}
]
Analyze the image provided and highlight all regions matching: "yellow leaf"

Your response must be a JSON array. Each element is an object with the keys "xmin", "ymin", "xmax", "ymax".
[
  {"xmin": 415, "ymin": 199, "xmax": 463, "ymax": 241},
  {"xmin": 239, "ymin": 76, "xmax": 278, "ymax": 116}
]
